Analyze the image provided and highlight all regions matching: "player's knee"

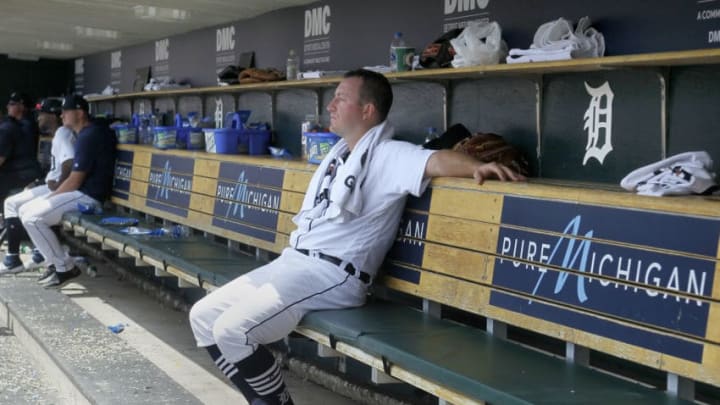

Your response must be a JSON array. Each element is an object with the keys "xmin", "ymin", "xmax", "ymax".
[
  {"xmin": 20, "ymin": 215, "xmax": 39, "ymax": 227},
  {"xmin": 188, "ymin": 300, "xmax": 212, "ymax": 334},
  {"xmin": 212, "ymin": 313, "xmax": 247, "ymax": 348},
  {"xmin": 17, "ymin": 204, "xmax": 29, "ymax": 218}
]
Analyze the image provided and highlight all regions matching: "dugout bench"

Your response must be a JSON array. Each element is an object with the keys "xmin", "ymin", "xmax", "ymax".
[{"xmin": 61, "ymin": 144, "xmax": 719, "ymax": 404}]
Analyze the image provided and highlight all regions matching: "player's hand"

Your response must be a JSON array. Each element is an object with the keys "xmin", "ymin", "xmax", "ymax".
[
  {"xmin": 472, "ymin": 162, "xmax": 526, "ymax": 184},
  {"xmin": 24, "ymin": 179, "xmax": 41, "ymax": 190}
]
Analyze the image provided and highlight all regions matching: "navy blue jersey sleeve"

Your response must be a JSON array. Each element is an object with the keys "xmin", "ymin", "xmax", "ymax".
[{"xmin": 72, "ymin": 129, "xmax": 95, "ymax": 173}]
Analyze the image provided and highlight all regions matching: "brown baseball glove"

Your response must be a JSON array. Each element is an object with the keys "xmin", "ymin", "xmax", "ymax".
[
  {"xmin": 452, "ymin": 132, "xmax": 530, "ymax": 176},
  {"xmin": 239, "ymin": 68, "xmax": 285, "ymax": 83}
]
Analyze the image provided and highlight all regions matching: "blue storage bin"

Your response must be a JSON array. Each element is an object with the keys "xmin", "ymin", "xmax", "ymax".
[
  {"xmin": 241, "ymin": 129, "xmax": 271, "ymax": 155},
  {"xmin": 305, "ymin": 132, "xmax": 340, "ymax": 163},
  {"xmin": 205, "ymin": 128, "xmax": 240, "ymax": 154},
  {"xmin": 175, "ymin": 127, "xmax": 188, "ymax": 149},
  {"xmin": 115, "ymin": 124, "xmax": 138, "ymax": 144},
  {"xmin": 152, "ymin": 126, "xmax": 177, "ymax": 149},
  {"xmin": 186, "ymin": 127, "xmax": 205, "ymax": 150}
]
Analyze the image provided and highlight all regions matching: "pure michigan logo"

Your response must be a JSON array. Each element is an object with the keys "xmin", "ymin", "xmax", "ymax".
[
  {"xmin": 385, "ymin": 191, "xmax": 433, "ymax": 285},
  {"xmin": 212, "ymin": 162, "xmax": 285, "ymax": 243},
  {"xmin": 112, "ymin": 151, "xmax": 133, "ymax": 200},
  {"xmin": 149, "ymin": 160, "xmax": 193, "ymax": 200},
  {"xmin": 497, "ymin": 215, "xmax": 709, "ymax": 307},
  {"xmin": 490, "ymin": 196, "xmax": 718, "ymax": 362},
  {"xmin": 215, "ymin": 170, "xmax": 281, "ymax": 220},
  {"xmin": 146, "ymin": 156, "xmax": 194, "ymax": 217}
]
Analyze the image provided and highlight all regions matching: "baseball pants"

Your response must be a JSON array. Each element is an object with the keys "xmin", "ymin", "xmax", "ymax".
[
  {"xmin": 0, "ymin": 170, "xmax": 40, "ymax": 214},
  {"xmin": 4, "ymin": 184, "xmax": 51, "ymax": 219},
  {"xmin": 189, "ymin": 248, "xmax": 367, "ymax": 362},
  {"xmin": 20, "ymin": 191, "xmax": 98, "ymax": 272}
]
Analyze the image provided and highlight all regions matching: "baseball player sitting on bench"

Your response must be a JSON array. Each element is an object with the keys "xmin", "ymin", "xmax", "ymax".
[
  {"xmin": 0, "ymin": 98, "xmax": 76, "ymax": 275},
  {"xmin": 189, "ymin": 69, "xmax": 525, "ymax": 405},
  {"xmin": 20, "ymin": 95, "xmax": 116, "ymax": 288}
]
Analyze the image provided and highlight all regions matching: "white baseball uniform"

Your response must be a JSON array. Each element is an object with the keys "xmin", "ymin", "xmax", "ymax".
[
  {"xmin": 190, "ymin": 137, "xmax": 435, "ymax": 362},
  {"xmin": 3, "ymin": 126, "xmax": 76, "ymax": 219},
  {"xmin": 22, "ymin": 122, "xmax": 116, "ymax": 273}
]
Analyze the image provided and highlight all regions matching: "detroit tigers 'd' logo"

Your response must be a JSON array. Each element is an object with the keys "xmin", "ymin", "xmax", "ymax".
[{"xmin": 582, "ymin": 81, "xmax": 614, "ymax": 166}]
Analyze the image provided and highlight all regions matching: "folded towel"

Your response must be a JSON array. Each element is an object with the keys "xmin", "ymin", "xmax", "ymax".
[
  {"xmin": 620, "ymin": 151, "xmax": 717, "ymax": 196},
  {"xmin": 507, "ymin": 48, "xmax": 573, "ymax": 64}
]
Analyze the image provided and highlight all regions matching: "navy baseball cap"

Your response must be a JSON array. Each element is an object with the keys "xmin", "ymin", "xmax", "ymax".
[
  {"xmin": 38, "ymin": 98, "xmax": 63, "ymax": 115},
  {"xmin": 61, "ymin": 95, "xmax": 89, "ymax": 112},
  {"xmin": 8, "ymin": 92, "xmax": 32, "ymax": 108}
]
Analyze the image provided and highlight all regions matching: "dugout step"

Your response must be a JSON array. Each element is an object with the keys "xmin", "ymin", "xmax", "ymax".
[{"xmin": 0, "ymin": 276, "xmax": 203, "ymax": 405}]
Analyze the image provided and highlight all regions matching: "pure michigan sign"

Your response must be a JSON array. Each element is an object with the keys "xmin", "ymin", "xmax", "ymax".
[
  {"xmin": 492, "ymin": 196, "xmax": 718, "ymax": 363},
  {"xmin": 384, "ymin": 188, "xmax": 720, "ymax": 385}
]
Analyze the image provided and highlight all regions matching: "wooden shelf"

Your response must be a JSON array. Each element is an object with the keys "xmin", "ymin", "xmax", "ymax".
[{"xmin": 87, "ymin": 48, "xmax": 720, "ymax": 103}]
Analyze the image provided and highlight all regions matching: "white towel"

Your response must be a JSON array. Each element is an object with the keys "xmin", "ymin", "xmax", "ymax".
[
  {"xmin": 295, "ymin": 121, "xmax": 394, "ymax": 224},
  {"xmin": 507, "ymin": 48, "xmax": 573, "ymax": 64},
  {"xmin": 620, "ymin": 151, "xmax": 717, "ymax": 196}
]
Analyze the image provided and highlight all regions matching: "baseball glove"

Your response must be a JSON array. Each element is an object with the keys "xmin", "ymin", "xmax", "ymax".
[
  {"xmin": 239, "ymin": 68, "xmax": 285, "ymax": 83},
  {"xmin": 452, "ymin": 132, "xmax": 530, "ymax": 176},
  {"xmin": 420, "ymin": 28, "xmax": 462, "ymax": 69}
]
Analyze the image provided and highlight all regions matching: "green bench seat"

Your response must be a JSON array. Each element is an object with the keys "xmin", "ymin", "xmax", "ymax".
[
  {"xmin": 62, "ymin": 211, "xmax": 266, "ymax": 288},
  {"xmin": 61, "ymin": 209, "xmax": 691, "ymax": 404},
  {"xmin": 300, "ymin": 302, "xmax": 688, "ymax": 405}
]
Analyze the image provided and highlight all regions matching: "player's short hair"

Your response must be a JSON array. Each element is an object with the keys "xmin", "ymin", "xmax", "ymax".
[{"xmin": 343, "ymin": 69, "xmax": 393, "ymax": 122}]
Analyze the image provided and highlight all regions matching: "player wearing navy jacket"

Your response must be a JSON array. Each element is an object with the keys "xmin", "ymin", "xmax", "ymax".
[
  {"xmin": 0, "ymin": 92, "xmax": 41, "ymax": 208},
  {"xmin": 0, "ymin": 98, "xmax": 76, "ymax": 275}
]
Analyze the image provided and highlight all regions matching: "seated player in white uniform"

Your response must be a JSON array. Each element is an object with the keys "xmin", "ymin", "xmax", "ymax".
[
  {"xmin": 20, "ymin": 95, "xmax": 116, "ymax": 287},
  {"xmin": 0, "ymin": 98, "xmax": 76, "ymax": 274},
  {"xmin": 189, "ymin": 69, "xmax": 525, "ymax": 405}
]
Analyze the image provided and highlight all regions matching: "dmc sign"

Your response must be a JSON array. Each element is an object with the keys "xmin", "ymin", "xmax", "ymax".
[{"xmin": 304, "ymin": 6, "xmax": 331, "ymax": 37}]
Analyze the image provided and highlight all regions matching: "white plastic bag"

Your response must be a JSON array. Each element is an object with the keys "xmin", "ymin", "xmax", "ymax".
[
  {"xmin": 531, "ymin": 17, "xmax": 604, "ymax": 57},
  {"xmin": 450, "ymin": 21, "xmax": 507, "ymax": 67}
]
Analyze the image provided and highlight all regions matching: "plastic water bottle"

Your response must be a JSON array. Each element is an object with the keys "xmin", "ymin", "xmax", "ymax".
[
  {"xmin": 122, "ymin": 226, "xmax": 152, "ymax": 235},
  {"xmin": 139, "ymin": 115, "xmax": 153, "ymax": 144},
  {"xmin": 286, "ymin": 49, "xmax": 299, "ymax": 81},
  {"xmin": 389, "ymin": 32, "xmax": 405, "ymax": 72},
  {"xmin": 77, "ymin": 202, "xmax": 102, "ymax": 215},
  {"xmin": 149, "ymin": 225, "xmax": 191, "ymax": 238},
  {"xmin": 301, "ymin": 114, "xmax": 318, "ymax": 162},
  {"xmin": 172, "ymin": 225, "xmax": 192, "ymax": 238}
]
